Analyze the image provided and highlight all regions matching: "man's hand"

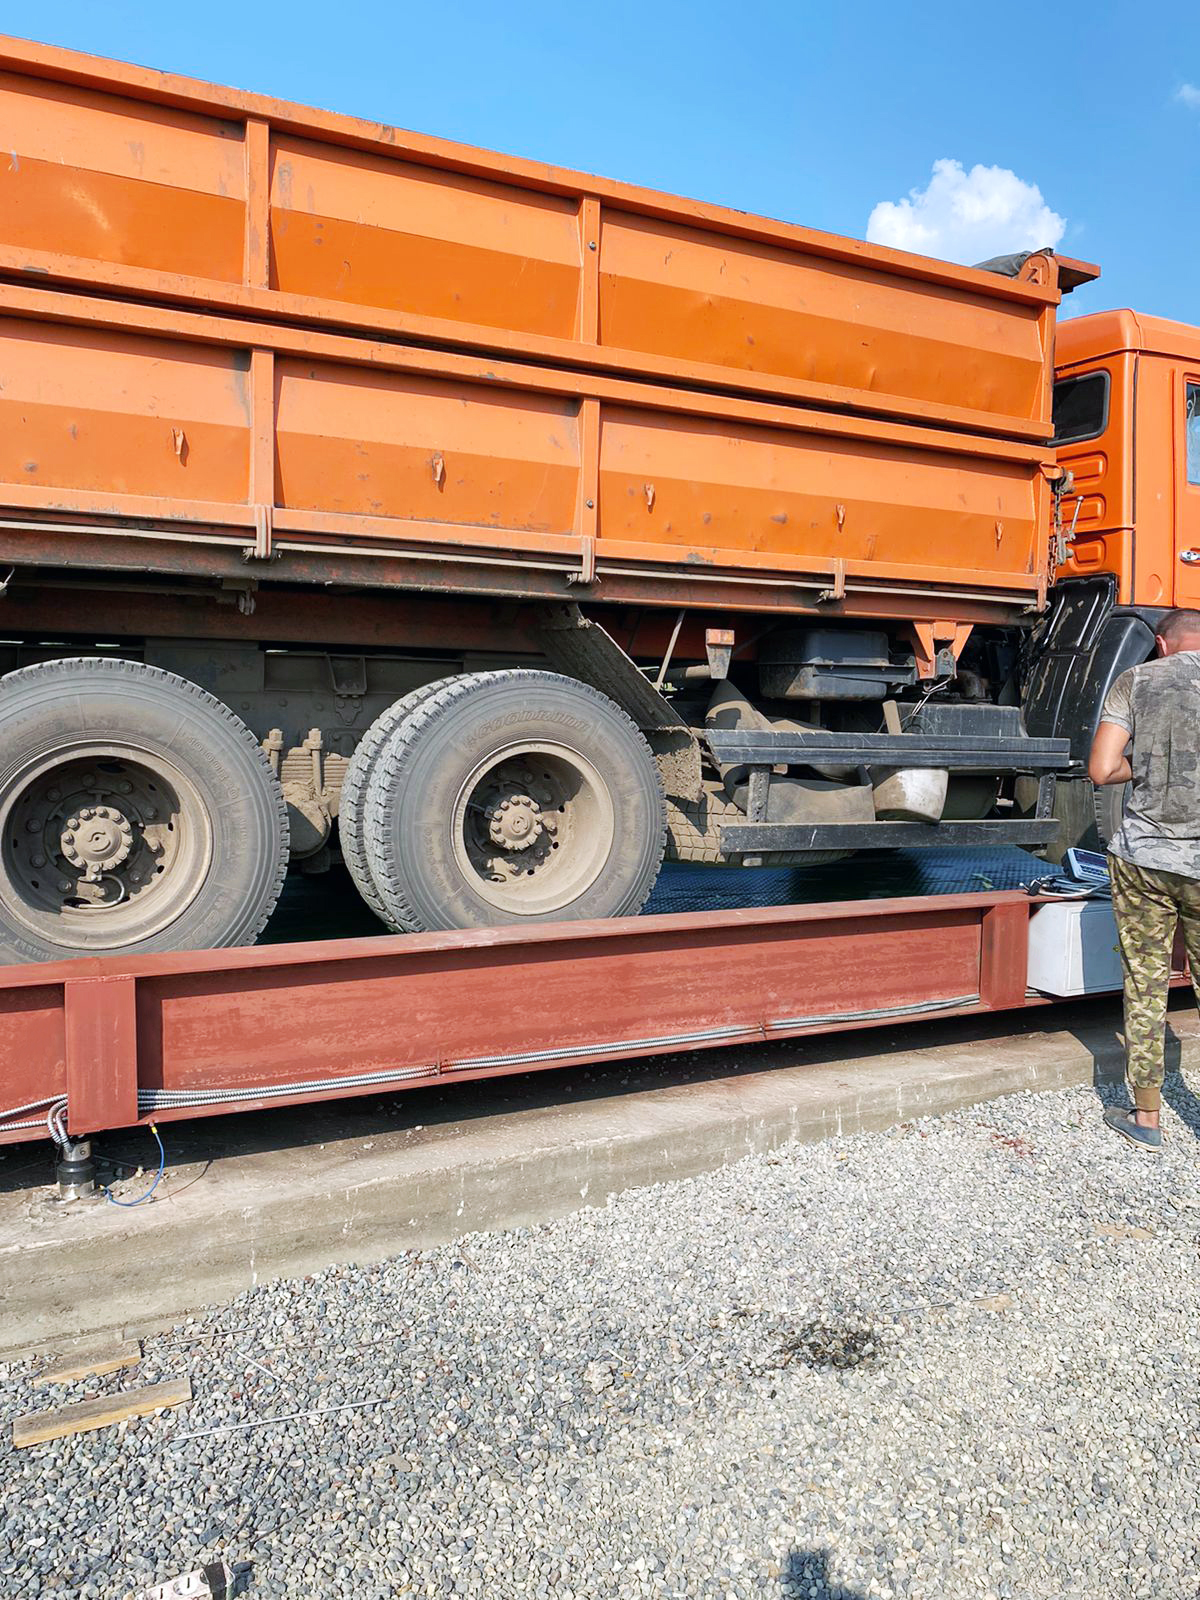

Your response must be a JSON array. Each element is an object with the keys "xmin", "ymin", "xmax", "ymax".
[{"xmin": 1088, "ymin": 720, "xmax": 1133, "ymax": 786}]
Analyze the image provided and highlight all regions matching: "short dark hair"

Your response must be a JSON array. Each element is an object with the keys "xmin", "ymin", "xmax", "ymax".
[{"xmin": 1157, "ymin": 609, "xmax": 1200, "ymax": 646}]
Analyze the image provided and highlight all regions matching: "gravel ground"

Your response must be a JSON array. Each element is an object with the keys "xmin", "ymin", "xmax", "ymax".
[{"xmin": 4, "ymin": 1075, "xmax": 1200, "ymax": 1600}]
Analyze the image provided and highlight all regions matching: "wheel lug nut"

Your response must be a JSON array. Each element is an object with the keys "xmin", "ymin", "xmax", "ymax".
[
  {"xmin": 31, "ymin": 853, "xmax": 46, "ymax": 868},
  {"xmin": 80, "ymin": 774, "xmax": 95, "ymax": 786},
  {"xmin": 118, "ymin": 781, "xmax": 133, "ymax": 794},
  {"xmin": 46, "ymin": 787, "xmax": 61, "ymax": 802},
  {"xmin": 80, "ymin": 808, "xmax": 94, "ymax": 821},
  {"xmin": 24, "ymin": 818, "xmax": 41, "ymax": 833},
  {"xmin": 58, "ymin": 879, "xmax": 72, "ymax": 892},
  {"xmin": 66, "ymin": 816, "xmax": 79, "ymax": 830}
]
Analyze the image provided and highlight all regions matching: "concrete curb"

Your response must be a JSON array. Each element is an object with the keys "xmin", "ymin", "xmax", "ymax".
[{"xmin": 3, "ymin": 995, "xmax": 1198, "ymax": 1359}]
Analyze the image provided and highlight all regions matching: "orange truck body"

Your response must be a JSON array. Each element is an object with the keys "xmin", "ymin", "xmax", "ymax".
[{"xmin": 0, "ymin": 33, "xmax": 1090, "ymax": 643}]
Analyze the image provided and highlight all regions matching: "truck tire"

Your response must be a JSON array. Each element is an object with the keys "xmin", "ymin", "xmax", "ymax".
[
  {"xmin": 1093, "ymin": 780, "xmax": 1127, "ymax": 851},
  {"xmin": 0, "ymin": 657, "xmax": 289, "ymax": 963},
  {"xmin": 1042, "ymin": 776, "xmax": 1101, "ymax": 863},
  {"xmin": 338, "ymin": 679, "xmax": 451, "ymax": 925},
  {"xmin": 1045, "ymin": 776, "xmax": 1124, "ymax": 861},
  {"xmin": 363, "ymin": 670, "xmax": 666, "ymax": 932}
]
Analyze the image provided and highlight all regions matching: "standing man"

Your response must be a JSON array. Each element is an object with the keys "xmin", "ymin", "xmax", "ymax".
[{"xmin": 1089, "ymin": 608, "xmax": 1200, "ymax": 1151}]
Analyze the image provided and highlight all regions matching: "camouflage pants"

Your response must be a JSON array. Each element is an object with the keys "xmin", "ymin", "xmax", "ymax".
[{"xmin": 1108, "ymin": 853, "xmax": 1200, "ymax": 1111}]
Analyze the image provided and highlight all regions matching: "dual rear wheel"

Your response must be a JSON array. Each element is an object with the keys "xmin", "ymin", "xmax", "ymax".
[{"xmin": 340, "ymin": 670, "xmax": 667, "ymax": 933}]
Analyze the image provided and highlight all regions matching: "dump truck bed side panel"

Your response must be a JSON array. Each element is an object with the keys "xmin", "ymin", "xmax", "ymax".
[
  {"xmin": 0, "ymin": 285, "xmax": 1051, "ymax": 613},
  {"xmin": 0, "ymin": 35, "xmax": 1058, "ymax": 444}
]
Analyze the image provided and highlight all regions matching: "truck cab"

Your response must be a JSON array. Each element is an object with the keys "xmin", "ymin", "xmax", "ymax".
[
  {"xmin": 1021, "ymin": 309, "xmax": 1200, "ymax": 851},
  {"xmin": 1055, "ymin": 309, "xmax": 1200, "ymax": 611}
]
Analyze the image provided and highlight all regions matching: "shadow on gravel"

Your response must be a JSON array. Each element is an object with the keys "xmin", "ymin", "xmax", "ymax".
[
  {"xmin": 1161, "ymin": 1051, "xmax": 1200, "ymax": 1138},
  {"xmin": 782, "ymin": 1549, "xmax": 868, "ymax": 1598}
]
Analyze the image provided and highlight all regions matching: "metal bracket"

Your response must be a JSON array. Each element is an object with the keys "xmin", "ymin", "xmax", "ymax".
[
  {"xmin": 746, "ymin": 767, "xmax": 771, "ymax": 823},
  {"xmin": 217, "ymin": 577, "xmax": 257, "ymax": 615},
  {"xmin": 244, "ymin": 504, "xmax": 274, "ymax": 562},
  {"xmin": 817, "ymin": 559, "xmax": 847, "ymax": 605},
  {"xmin": 327, "ymin": 655, "xmax": 368, "ymax": 697},
  {"xmin": 705, "ymin": 628, "xmax": 735, "ymax": 680},
  {"xmin": 568, "ymin": 534, "xmax": 597, "ymax": 587}
]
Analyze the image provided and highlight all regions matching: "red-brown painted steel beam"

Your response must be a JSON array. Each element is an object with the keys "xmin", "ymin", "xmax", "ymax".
[{"xmin": 0, "ymin": 892, "xmax": 1038, "ymax": 1144}]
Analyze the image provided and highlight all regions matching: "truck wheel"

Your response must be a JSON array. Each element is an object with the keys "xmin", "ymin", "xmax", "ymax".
[
  {"xmin": 1040, "ymin": 776, "xmax": 1101, "ymax": 863},
  {"xmin": 1093, "ymin": 780, "xmax": 1127, "ymax": 851},
  {"xmin": 363, "ymin": 670, "xmax": 666, "ymax": 932},
  {"xmin": 0, "ymin": 657, "xmax": 288, "ymax": 963},
  {"xmin": 338, "ymin": 679, "xmax": 451, "ymax": 925}
]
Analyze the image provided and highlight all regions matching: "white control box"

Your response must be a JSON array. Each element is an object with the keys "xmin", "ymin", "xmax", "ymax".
[{"xmin": 1026, "ymin": 900, "xmax": 1123, "ymax": 997}]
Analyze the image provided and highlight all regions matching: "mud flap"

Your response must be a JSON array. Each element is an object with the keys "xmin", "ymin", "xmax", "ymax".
[{"xmin": 535, "ymin": 604, "xmax": 703, "ymax": 802}]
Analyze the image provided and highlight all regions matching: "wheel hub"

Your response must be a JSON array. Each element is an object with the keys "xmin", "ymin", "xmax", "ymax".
[
  {"xmin": 486, "ymin": 793, "xmax": 543, "ymax": 852},
  {"xmin": 453, "ymin": 741, "xmax": 612, "ymax": 917},
  {"xmin": 3, "ymin": 749, "xmax": 193, "ymax": 937},
  {"xmin": 60, "ymin": 806, "xmax": 134, "ymax": 881}
]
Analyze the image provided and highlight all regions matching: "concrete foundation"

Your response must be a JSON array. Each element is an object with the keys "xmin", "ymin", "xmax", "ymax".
[{"xmin": 3, "ymin": 992, "xmax": 1197, "ymax": 1360}]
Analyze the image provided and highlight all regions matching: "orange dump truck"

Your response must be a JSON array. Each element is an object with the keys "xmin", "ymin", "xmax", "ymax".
[{"xmin": 0, "ymin": 36, "xmax": 1193, "ymax": 963}]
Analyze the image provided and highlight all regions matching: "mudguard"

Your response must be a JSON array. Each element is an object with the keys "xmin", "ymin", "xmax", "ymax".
[{"xmin": 1023, "ymin": 577, "xmax": 1160, "ymax": 763}]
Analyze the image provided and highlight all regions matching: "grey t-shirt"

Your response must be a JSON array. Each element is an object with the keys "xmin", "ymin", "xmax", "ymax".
[{"xmin": 1101, "ymin": 650, "xmax": 1200, "ymax": 879}]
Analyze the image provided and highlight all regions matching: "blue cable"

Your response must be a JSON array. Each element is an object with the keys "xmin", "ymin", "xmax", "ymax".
[{"xmin": 103, "ymin": 1123, "xmax": 166, "ymax": 1207}]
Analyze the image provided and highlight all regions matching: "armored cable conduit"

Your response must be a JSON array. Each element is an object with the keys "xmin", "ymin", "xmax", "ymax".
[
  {"xmin": 133, "ymin": 992, "xmax": 980, "ymax": 1111},
  {"xmin": 0, "ymin": 993, "xmax": 981, "ymax": 1131}
]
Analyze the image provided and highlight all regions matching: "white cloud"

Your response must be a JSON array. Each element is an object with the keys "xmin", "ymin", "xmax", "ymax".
[
  {"xmin": 1177, "ymin": 83, "xmax": 1200, "ymax": 109},
  {"xmin": 866, "ymin": 159, "xmax": 1065, "ymax": 265}
]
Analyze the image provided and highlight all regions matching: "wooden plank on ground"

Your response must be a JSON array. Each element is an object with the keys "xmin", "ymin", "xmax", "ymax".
[
  {"xmin": 12, "ymin": 1376, "xmax": 191, "ymax": 1448},
  {"xmin": 33, "ymin": 1338, "xmax": 143, "ymax": 1387}
]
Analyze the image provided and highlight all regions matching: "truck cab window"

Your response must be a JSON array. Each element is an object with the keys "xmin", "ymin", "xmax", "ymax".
[
  {"xmin": 1052, "ymin": 371, "xmax": 1109, "ymax": 445},
  {"xmin": 1188, "ymin": 383, "xmax": 1200, "ymax": 486}
]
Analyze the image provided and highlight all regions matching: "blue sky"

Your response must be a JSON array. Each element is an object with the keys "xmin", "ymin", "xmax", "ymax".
[{"xmin": 4, "ymin": 0, "xmax": 1198, "ymax": 322}]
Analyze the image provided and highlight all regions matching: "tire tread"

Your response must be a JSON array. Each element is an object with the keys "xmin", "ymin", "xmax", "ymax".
[{"xmin": 338, "ymin": 680, "xmax": 449, "ymax": 926}]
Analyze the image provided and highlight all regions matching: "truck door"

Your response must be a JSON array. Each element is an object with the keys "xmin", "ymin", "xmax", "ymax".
[{"xmin": 1177, "ymin": 377, "xmax": 1200, "ymax": 607}]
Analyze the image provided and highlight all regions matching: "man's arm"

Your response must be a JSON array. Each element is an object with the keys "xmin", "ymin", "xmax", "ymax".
[{"xmin": 1089, "ymin": 721, "xmax": 1133, "ymax": 786}]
